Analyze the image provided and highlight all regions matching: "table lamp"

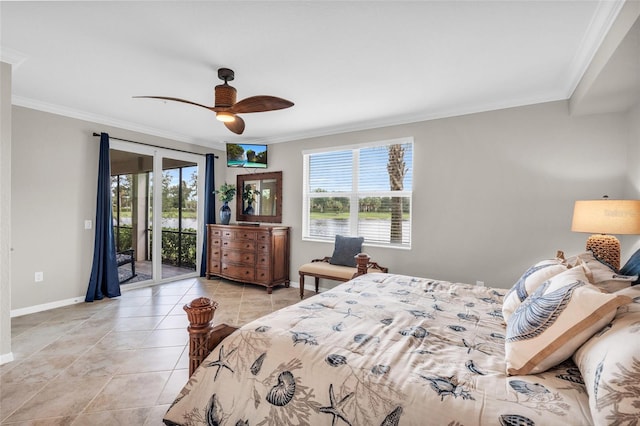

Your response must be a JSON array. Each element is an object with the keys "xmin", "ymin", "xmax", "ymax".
[{"xmin": 571, "ymin": 198, "xmax": 640, "ymax": 270}]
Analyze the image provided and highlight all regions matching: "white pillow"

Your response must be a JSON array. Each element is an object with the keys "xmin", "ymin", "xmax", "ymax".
[
  {"xmin": 502, "ymin": 258, "xmax": 567, "ymax": 322},
  {"xmin": 566, "ymin": 251, "xmax": 637, "ymax": 292},
  {"xmin": 572, "ymin": 286, "xmax": 640, "ymax": 425},
  {"xmin": 505, "ymin": 266, "xmax": 632, "ymax": 376}
]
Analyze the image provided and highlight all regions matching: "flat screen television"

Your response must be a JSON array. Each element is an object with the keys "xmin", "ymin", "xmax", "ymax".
[{"xmin": 226, "ymin": 143, "xmax": 268, "ymax": 168}]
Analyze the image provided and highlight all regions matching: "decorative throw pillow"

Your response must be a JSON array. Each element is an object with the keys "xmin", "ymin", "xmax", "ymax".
[
  {"xmin": 502, "ymin": 258, "xmax": 568, "ymax": 322},
  {"xmin": 567, "ymin": 251, "xmax": 637, "ymax": 292},
  {"xmin": 619, "ymin": 247, "xmax": 640, "ymax": 284},
  {"xmin": 505, "ymin": 265, "xmax": 632, "ymax": 376},
  {"xmin": 572, "ymin": 286, "xmax": 640, "ymax": 426},
  {"xmin": 329, "ymin": 235, "xmax": 364, "ymax": 267}
]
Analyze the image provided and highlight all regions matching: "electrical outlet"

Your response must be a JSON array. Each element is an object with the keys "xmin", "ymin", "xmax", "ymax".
[
  {"xmin": 84, "ymin": 220, "xmax": 92, "ymax": 230},
  {"xmin": 35, "ymin": 272, "xmax": 44, "ymax": 282},
  {"xmin": 476, "ymin": 280, "xmax": 485, "ymax": 287}
]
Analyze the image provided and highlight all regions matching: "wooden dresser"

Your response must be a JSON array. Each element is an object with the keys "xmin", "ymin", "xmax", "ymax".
[{"xmin": 206, "ymin": 224, "xmax": 290, "ymax": 293}]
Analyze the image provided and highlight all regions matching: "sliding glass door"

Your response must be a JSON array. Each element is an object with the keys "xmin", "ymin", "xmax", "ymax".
[
  {"xmin": 159, "ymin": 157, "xmax": 199, "ymax": 279},
  {"xmin": 110, "ymin": 141, "xmax": 204, "ymax": 284}
]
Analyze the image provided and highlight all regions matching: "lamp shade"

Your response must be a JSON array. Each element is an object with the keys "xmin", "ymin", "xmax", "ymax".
[{"xmin": 571, "ymin": 199, "xmax": 640, "ymax": 235}]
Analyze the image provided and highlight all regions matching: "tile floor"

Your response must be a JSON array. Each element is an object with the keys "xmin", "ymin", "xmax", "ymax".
[{"xmin": 1, "ymin": 278, "xmax": 311, "ymax": 425}]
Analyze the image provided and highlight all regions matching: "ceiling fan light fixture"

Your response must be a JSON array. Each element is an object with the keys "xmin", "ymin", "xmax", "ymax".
[
  {"xmin": 134, "ymin": 67, "xmax": 292, "ymax": 134},
  {"xmin": 216, "ymin": 111, "xmax": 236, "ymax": 123}
]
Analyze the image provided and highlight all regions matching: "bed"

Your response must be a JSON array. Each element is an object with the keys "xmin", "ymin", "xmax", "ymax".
[{"xmin": 164, "ymin": 252, "xmax": 640, "ymax": 426}]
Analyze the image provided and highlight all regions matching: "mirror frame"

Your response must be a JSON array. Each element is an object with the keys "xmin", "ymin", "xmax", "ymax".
[{"xmin": 236, "ymin": 171, "xmax": 283, "ymax": 223}]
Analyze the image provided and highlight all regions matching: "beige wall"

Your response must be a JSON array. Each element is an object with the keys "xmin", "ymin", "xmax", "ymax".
[
  {"xmin": 622, "ymin": 102, "xmax": 640, "ymax": 256},
  {"xmin": 10, "ymin": 107, "xmax": 219, "ymax": 311},
  {"xmin": 1, "ymin": 62, "xmax": 13, "ymax": 361},
  {"xmin": 269, "ymin": 100, "xmax": 632, "ymax": 289}
]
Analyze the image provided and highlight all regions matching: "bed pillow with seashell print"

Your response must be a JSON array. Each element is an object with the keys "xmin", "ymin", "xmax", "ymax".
[
  {"xmin": 504, "ymin": 264, "xmax": 632, "ymax": 376},
  {"xmin": 572, "ymin": 286, "xmax": 640, "ymax": 426},
  {"xmin": 502, "ymin": 257, "xmax": 568, "ymax": 322}
]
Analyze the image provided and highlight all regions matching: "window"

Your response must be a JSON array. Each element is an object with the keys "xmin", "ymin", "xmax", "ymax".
[{"xmin": 303, "ymin": 138, "xmax": 413, "ymax": 248}]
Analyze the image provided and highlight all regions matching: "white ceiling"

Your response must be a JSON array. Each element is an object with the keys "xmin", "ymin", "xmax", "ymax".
[{"xmin": 0, "ymin": 1, "xmax": 626, "ymax": 150}]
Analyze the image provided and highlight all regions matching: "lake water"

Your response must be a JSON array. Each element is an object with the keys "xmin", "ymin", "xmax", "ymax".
[
  {"xmin": 119, "ymin": 217, "xmax": 198, "ymax": 230},
  {"xmin": 310, "ymin": 219, "xmax": 411, "ymax": 245}
]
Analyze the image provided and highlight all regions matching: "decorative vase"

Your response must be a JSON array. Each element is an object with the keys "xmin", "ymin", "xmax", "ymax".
[
  {"xmin": 219, "ymin": 201, "xmax": 231, "ymax": 225},
  {"xmin": 244, "ymin": 203, "xmax": 254, "ymax": 215}
]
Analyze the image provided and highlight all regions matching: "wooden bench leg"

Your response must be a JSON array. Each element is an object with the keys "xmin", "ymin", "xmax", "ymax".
[
  {"xmin": 315, "ymin": 277, "xmax": 320, "ymax": 293},
  {"xmin": 299, "ymin": 273, "xmax": 305, "ymax": 299}
]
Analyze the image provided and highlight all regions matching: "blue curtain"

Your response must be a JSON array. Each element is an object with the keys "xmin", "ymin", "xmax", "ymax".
[
  {"xmin": 199, "ymin": 153, "xmax": 217, "ymax": 276},
  {"xmin": 85, "ymin": 133, "xmax": 120, "ymax": 302}
]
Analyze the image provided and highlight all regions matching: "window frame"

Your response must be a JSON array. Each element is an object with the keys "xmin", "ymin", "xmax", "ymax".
[{"xmin": 302, "ymin": 137, "xmax": 413, "ymax": 249}]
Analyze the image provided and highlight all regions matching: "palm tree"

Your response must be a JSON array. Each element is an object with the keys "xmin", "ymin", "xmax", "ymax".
[{"xmin": 387, "ymin": 144, "xmax": 407, "ymax": 244}]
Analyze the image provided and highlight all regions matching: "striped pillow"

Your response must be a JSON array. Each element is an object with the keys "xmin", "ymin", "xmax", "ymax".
[
  {"xmin": 572, "ymin": 286, "xmax": 640, "ymax": 425},
  {"xmin": 505, "ymin": 266, "xmax": 631, "ymax": 375}
]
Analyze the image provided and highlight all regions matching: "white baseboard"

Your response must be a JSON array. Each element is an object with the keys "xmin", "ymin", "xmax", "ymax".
[
  {"xmin": 10, "ymin": 296, "xmax": 85, "ymax": 318},
  {"xmin": 0, "ymin": 352, "xmax": 14, "ymax": 365},
  {"xmin": 288, "ymin": 280, "xmax": 332, "ymax": 294}
]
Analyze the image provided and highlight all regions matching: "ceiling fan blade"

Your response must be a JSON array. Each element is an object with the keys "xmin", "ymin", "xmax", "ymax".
[
  {"xmin": 231, "ymin": 96, "xmax": 294, "ymax": 114},
  {"xmin": 225, "ymin": 115, "xmax": 246, "ymax": 135},
  {"xmin": 133, "ymin": 96, "xmax": 215, "ymax": 111}
]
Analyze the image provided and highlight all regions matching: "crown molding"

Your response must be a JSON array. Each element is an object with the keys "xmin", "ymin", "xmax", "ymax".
[
  {"xmin": 563, "ymin": 0, "xmax": 626, "ymax": 98},
  {"xmin": 250, "ymin": 92, "xmax": 567, "ymax": 145},
  {"xmin": 11, "ymin": 95, "xmax": 226, "ymax": 150}
]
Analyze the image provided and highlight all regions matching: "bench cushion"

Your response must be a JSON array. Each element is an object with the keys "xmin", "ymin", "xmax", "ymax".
[{"xmin": 299, "ymin": 262, "xmax": 356, "ymax": 281}]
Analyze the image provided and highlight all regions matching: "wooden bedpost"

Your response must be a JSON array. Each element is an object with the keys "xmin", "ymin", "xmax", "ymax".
[
  {"xmin": 355, "ymin": 253, "xmax": 371, "ymax": 276},
  {"xmin": 184, "ymin": 297, "xmax": 239, "ymax": 376},
  {"xmin": 184, "ymin": 297, "xmax": 218, "ymax": 376}
]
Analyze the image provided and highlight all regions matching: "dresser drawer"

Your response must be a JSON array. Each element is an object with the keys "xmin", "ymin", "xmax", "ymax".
[
  {"xmin": 256, "ymin": 252, "xmax": 270, "ymax": 266},
  {"xmin": 235, "ymin": 230, "xmax": 258, "ymax": 240},
  {"xmin": 209, "ymin": 228, "xmax": 222, "ymax": 237},
  {"xmin": 209, "ymin": 238, "xmax": 221, "ymax": 249},
  {"xmin": 222, "ymin": 250, "xmax": 255, "ymax": 264},
  {"xmin": 221, "ymin": 263, "xmax": 255, "ymax": 281},
  {"xmin": 255, "ymin": 268, "xmax": 271, "ymax": 284},
  {"xmin": 221, "ymin": 229, "xmax": 258, "ymax": 240},
  {"xmin": 256, "ymin": 241, "xmax": 271, "ymax": 252},
  {"xmin": 208, "ymin": 246, "xmax": 221, "ymax": 260},
  {"xmin": 221, "ymin": 239, "xmax": 256, "ymax": 251},
  {"xmin": 208, "ymin": 260, "xmax": 221, "ymax": 274}
]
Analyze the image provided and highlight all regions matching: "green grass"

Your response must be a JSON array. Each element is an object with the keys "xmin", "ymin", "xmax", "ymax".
[{"xmin": 114, "ymin": 209, "xmax": 197, "ymax": 219}]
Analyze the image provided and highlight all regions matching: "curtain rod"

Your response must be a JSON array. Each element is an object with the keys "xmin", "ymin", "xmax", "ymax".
[{"xmin": 92, "ymin": 132, "xmax": 219, "ymax": 158}]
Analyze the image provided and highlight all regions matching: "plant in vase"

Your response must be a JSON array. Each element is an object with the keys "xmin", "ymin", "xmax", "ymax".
[
  {"xmin": 215, "ymin": 183, "xmax": 236, "ymax": 225},
  {"xmin": 242, "ymin": 184, "xmax": 257, "ymax": 215}
]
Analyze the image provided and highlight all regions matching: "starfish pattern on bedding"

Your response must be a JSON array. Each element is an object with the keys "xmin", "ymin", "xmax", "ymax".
[
  {"xmin": 319, "ymin": 384, "xmax": 354, "ymax": 426},
  {"xmin": 338, "ymin": 307, "xmax": 362, "ymax": 319},
  {"xmin": 205, "ymin": 345, "xmax": 237, "ymax": 381}
]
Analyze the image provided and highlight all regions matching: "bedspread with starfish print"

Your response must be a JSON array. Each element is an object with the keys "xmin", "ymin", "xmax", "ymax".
[{"xmin": 163, "ymin": 273, "xmax": 594, "ymax": 425}]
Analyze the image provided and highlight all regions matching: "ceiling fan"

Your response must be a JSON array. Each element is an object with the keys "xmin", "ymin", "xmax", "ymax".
[{"xmin": 134, "ymin": 68, "xmax": 294, "ymax": 135}]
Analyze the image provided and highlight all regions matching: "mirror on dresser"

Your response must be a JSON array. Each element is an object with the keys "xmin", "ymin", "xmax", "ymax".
[{"xmin": 236, "ymin": 171, "xmax": 283, "ymax": 223}]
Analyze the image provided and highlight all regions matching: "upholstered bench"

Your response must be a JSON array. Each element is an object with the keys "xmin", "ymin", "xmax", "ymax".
[{"xmin": 298, "ymin": 253, "xmax": 388, "ymax": 299}]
